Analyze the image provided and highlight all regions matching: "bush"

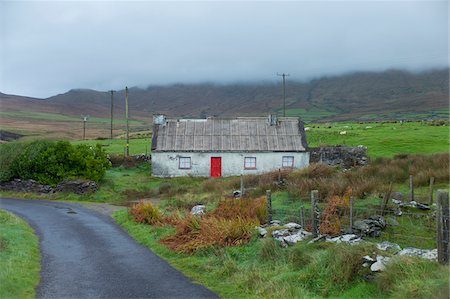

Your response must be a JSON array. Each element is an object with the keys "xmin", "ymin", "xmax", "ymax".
[
  {"xmin": 130, "ymin": 201, "xmax": 162, "ymax": 225},
  {"xmin": 213, "ymin": 197, "xmax": 268, "ymax": 224},
  {"xmin": 0, "ymin": 140, "xmax": 110, "ymax": 185}
]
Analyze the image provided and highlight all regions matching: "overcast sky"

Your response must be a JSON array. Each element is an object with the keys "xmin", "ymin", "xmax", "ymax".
[{"xmin": 0, "ymin": 1, "xmax": 448, "ymax": 98}]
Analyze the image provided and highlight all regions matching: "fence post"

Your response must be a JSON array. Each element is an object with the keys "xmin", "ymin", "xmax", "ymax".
[
  {"xmin": 311, "ymin": 190, "xmax": 320, "ymax": 237},
  {"xmin": 300, "ymin": 206, "xmax": 305, "ymax": 229},
  {"xmin": 409, "ymin": 175, "xmax": 414, "ymax": 202},
  {"xmin": 278, "ymin": 168, "xmax": 281, "ymax": 182},
  {"xmin": 381, "ymin": 183, "xmax": 393, "ymax": 216},
  {"xmin": 428, "ymin": 177, "xmax": 435, "ymax": 205},
  {"xmin": 240, "ymin": 174, "xmax": 244, "ymax": 197},
  {"xmin": 266, "ymin": 190, "xmax": 272, "ymax": 224},
  {"xmin": 437, "ymin": 190, "xmax": 449, "ymax": 265},
  {"xmin": 349, "ymin": 196, "xmax": 354, "ymax": 230}
]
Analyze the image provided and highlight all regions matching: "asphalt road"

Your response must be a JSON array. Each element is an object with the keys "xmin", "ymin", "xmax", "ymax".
[{"xmin": 1, "ymin": 198, "xmax": 218, "ymax": 299}]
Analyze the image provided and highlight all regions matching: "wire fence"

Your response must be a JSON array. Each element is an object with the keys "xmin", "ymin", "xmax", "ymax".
[{"xmin": 267, "ymin": 189, "xmax": 449, "ymax": 265}]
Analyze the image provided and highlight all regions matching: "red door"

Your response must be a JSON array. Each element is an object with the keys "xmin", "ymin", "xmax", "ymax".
[{"xmin": 210, "ymin": 157, "xmax": 222, "ymax": 177}]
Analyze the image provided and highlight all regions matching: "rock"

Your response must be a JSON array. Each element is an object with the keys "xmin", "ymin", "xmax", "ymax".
[
  {"xmin": 285, "ymin": 222, "xmax": 302, "ymax": 230},
  {"xmin": 370, "ymin": 255, "xmax": 391, "ymax": 272},
  {"xmin": 308, "ymin": 235, "xmax": 326, "ymax": 244},
  {"xmin": 272, "ymin": 229, "xmax": 290, "ymax": 239},
  {"xmin": 190, "ymin": 205, "xmax": 206, "ymax": 216},
  {"xmin": 270, "ymin": 220, "xmax": 282, "ymax": 226},
  {"xmin": 363, "ymin": 255, "xmax": 375, "ymax": 263},
  {"xmin": 257, "ymin": 227, "xmax": 267, "ymax": 238},
  {"xmin": 0, "ymin": 179, "xmax": 54, "ymax": 194},
  {"xmin": 391, "ymin": 199, "xmax": 403, "ymax": 205},
  {"xmin": 376, "ymin": 241, "xmax": 401, "ymax": 252},
  {"xmin": 391, "ymin": 192, "xmax": 404, "ymax": 202},
  {"xmin": 386, "ymin": 217, "xmax": 400, "ymax": 226},
  {"xmin": 416, "ymin": 203, "xmax": 430, "ymax": 210},
  {"xmin": 353, "ymin": 215, "xmax": 386, "ymax": 237},
  {"xmin": 232, "ymin": 190, "xmax": 242, "ymax": 198},
  {"xmin": 397, "ymin": 248, "xmax": 438, "ymax": 261},
  {"xmin": 282, "ymin": 230, "xmax": 312, "ymax": 245},
  {"xmin": 394, "ymin": 208, "xmax": 403, "ymax": 216},
  {"xmin": 326, "ymin": 234, "xmax": 362, "ymax": 244}
]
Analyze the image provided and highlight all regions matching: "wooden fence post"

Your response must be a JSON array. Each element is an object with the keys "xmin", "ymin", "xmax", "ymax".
[
  {"xmin": 428, "ymin": 177, "xmax": 435, "ymax": 205},
  {"xmin": 437, "ymin": 190, "xmax": 449, "ymax": 265},
  {"xmin": 349, "ymin": 196, "xmax": 354, "ymax": 229},
  {"xmin": 311, "ymin": 190, "xmax": 320, "ymax": 237},
  {"xmin": 381, "ymin": 183, "xmax": 393, "ymax": 216},
  {"xmin": 266, "ymin": 190, "xmax": 272, "ymax": 224},
  {"xmin": 409, "ymin": 175, "xmax": 414, "ymax": 202},
  {"xmin": 300, "ymin": 206, "xmax": 305, "ymax": 229}
]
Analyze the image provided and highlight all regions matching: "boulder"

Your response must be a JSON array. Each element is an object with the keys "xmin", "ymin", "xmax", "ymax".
[
  {"xmin": 376, "ymin": 241, "xmax": 401, "ymax": 252},
  {"xmin": 285, "ymin": 222, "xmax": 302, "ymax": 230},
  {"xmin": 370, "ymin": 255, "xmax": 391, "ymax": 272},
  {"xmin": 391, "ymin": 192, "xmax": 404, "ymax": 202},
  {"xmin": 270, "ymin": 220, "xmax": 282, "ymax": 226},
  {"xmin": 282, "ymin": 230, "xmax": 312, "ymax": 246},
  {"xmin": 257, "ymin": 227, "xmax": 267, "ymax": 238},
  {"xmin": 397, "ymin": 248, "xmax": 437, "ymax": 261},
  {"xmin": 326, "ymin": 234, "xmax": 362, "ymax": 244},
  {"xmin": 190, "ymin": 205, "xmax": 206, "ymax": 216}
]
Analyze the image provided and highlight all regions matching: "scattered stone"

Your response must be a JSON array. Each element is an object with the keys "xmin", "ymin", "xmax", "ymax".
[
  {"xmin": 353, "ymin": 215, "xmax": 386, "ymax": 237},
  {"xmin": 391, "ymin": 198, "xmax": 402, "ymax": 205},
  {"xmin": 397, "ymin": 248, "xmax": 438, "ymax": 261},
  {"xmin": 282, "ymin": 230, "xmax": 312, "ymax": 246},
  {"xmin": 285, "ymin": 222, "xmax": 302, "ymax": 230},
  {"xmin": 394, "ymin": 208, "xmax": 403, "ymax": 216},
  {"xmin": 308, "ymin": 235, "xmax": 326, "ymax": 244},
  {"xmin": 270, "ymin": 220, "xmax": 282, "ymax": 226},
  {"xmin": 272, "ymin": 229, "xmax": 290, "ymax": 239},
  {"xmin": 363, "ymin": 255, "xmax": 375, "ymax": 263},
  {"xmin": 376, "ymin": 241, "xmax": 401, "ymax": 252},
  {"xmin": 416, "ymin": 203, "xmax": 431, "ymax": 210},
  {"xmin": 190, "ymin": 205, "xmax": 206, "ymax": 216},
  {"xmin": 326, "ymin": 234, "xmax": 362, "ymax": 244},
  {"xmin": 0, "ymin": 179, "xmax": 53, "ymax": 194},
  {"xmin": 257, "ymin": 227, "xmax": 267, "ymax": 238},
  {"xmin": 370, "ymin": 255, "xmax": 391, "ymax": 272}
]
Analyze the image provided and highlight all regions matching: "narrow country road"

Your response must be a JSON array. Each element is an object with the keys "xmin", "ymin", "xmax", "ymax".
[{"xmin": 0, "ymin": 198, "xmax": 218, "ymax": 299}]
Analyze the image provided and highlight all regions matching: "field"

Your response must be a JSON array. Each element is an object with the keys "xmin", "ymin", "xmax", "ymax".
[{"xmin": 1, "ymin": 120, "xmax": 448, "ymax": 298}]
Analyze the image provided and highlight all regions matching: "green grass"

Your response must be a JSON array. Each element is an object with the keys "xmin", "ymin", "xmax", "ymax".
[
  {"xmin": 114, "ymin": 209, "xmax": 449, "ymax": 298},
  {"xmin": 307, "ymin": 121, "xmax": 449, "ymax": 157},
  {"xmin": 0, "ymin": 209, "xmax": 40, "ymax": 299}
]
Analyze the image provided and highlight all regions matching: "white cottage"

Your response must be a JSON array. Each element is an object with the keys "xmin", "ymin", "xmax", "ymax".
[{"xmin": 151, "ymin": 115, "xmax": 309, "ymax": 177}]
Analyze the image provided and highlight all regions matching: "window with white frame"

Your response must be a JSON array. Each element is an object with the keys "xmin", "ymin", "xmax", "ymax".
[
  {"xmin": 244, "ymin": 157, "xmax": 256, "ymax": 169},
  {"xmin": 282, "ymin": 156, "xmax": 294, "ymax": 168},
  {"xmin": 179, "ymin": 157, "xmax": 191, "ymax": 169}
]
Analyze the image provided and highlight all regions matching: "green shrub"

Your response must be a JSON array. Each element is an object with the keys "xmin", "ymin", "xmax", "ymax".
[{"xmin": 0, "ymin": 140, "xmax": 110, "ymax": 185}]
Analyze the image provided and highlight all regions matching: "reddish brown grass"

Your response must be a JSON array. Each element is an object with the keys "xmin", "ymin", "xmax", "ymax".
[
  {"xmin": 130, "ymin": 201, "xmax": 162, "ymax": 225},
  {"xmin": 212, "ymin": 197, "xmax": 268, "ymax": 224},
  {"xmin": 320, "ymin": 189, "xmax": 352, "ymax": 235}
]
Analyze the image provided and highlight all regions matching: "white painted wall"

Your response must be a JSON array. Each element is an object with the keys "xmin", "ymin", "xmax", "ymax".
[{"xmin": 152, "ymin": 152, "xmax": 310, "ymax": 177}]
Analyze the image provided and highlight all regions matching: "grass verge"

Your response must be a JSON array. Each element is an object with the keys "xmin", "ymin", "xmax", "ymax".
[
  {"xmin": 114, "ymin": 209, "xmax": 449, "ymax": 298},
  {"xmin": 0, "ymin": 209, "xmax": 40, "ymax": 299}
]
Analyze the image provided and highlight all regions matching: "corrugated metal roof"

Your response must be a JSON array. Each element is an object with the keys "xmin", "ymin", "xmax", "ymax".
[{"xmin": 152, "ymin": 116, "xmax": 308, "ymax": 152}]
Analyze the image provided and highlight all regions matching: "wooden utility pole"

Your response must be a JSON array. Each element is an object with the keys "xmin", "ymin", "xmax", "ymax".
[
  {"xmin": 409, "ymin": 175, "xmax": 414, "ymax": 202},
  {"xmin": 81, "ymin": 115, "xmax": 89, "ymax": 140},
  {"xmin": 125, "ymin": 86, "xmax": 130, "ymax": 156},
  {"xmin": 110, "ymin": 90, "xmax": 114, "ymax": 140},
  {"xmin": 277, "ymin": 73, "xmax": 290, "ymax": 117},
  {"xmin": 428, "ymin": 177, "xmax": 435, "ymax": 205}
]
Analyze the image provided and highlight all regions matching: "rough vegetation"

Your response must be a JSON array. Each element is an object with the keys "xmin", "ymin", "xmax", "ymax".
[{"xmin": 0, "ymin": 140, "xmax": 110, "ymax": 185}]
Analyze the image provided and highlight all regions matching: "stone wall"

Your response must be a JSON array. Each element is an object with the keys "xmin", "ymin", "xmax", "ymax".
[{"xmin": 310, "ymin": 145, "xmax": 368, "ymax": 169}]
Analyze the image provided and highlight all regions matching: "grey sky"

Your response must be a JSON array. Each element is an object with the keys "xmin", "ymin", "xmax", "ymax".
[{"xmin": 0, "ymin": 1, "xmax": 448, "ymax": 98}]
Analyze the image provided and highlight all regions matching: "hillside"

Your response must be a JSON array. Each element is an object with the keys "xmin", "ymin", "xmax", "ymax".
[{"xmin": 1, "ymin": 68, "xmax": 448, "ymax": 138}]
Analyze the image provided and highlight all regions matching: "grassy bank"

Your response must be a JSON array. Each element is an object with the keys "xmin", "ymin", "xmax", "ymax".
[
  {"xmin": 0, "ymin": 209, "xmax": 40, "ymax": 299},
  {"xmin": 114, "ymin": 209, "xmax": 449, "ymax": 298}
]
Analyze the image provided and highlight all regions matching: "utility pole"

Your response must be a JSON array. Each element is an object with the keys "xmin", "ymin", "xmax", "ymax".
[
  {"xmin": 110, "ymin": 90, "xmax": 115, "ymax": 140},
  {"xmin": 277, "ymin": 73, "xmax": 290, "ymax": 117},
  {"xmin": 125, "ymin": 86, "xmax": 129, "ymax": 156},
  {"xmin": 81, "ymin": 115, "xmax": 89, "ymax": 140}
]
